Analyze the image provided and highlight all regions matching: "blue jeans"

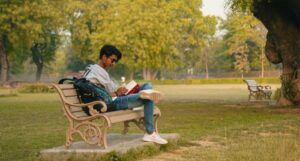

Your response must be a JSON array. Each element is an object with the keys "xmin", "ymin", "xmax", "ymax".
[{"xmin": 108, "ymin": 83, "xmax": 154, "ymax": 134}]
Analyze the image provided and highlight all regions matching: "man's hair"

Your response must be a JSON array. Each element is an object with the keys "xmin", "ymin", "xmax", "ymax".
[{"xmin": 99, "ymin": 45, "xmax": 122, "ymax": 61}]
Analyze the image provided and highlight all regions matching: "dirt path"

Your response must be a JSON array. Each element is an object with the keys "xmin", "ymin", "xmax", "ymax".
[{"xmin": 141, "ymin": 139, "xmax": 225, "ymax": 161}]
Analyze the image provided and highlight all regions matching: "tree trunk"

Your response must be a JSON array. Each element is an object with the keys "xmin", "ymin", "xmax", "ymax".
[
  {"xmin": 32, "ymin": 49, "xmax": 44, "ymax": 82},
  {"xmin": 205, "ymin": 51, "xmax": 209, "ymax": 79},
  {"xmin": 35, "ymin": 62, "xmax": 43, "ymax": 82},
  {"xmin": 0, "ymin": 41, "xmax": 9, "ymax": 84},
  {"xmin": 142, "ymin": 68, "xmax": 158, "ymax": 80},
  {"xmin": 129, "ymin": 71, "xmax": 134, "ymax": 80},
  {"xmin": 252, "ymin": 0, "xmax": 300, "ymax": 105}
]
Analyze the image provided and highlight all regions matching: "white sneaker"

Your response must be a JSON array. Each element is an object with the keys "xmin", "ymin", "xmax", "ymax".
[
  {"xmin": 139, "ymin": 89, "xmax": 162, "ymax": 103},
  {"xmin": 142, "ymin": 132, "xmax": 168, "ymax": 144}
]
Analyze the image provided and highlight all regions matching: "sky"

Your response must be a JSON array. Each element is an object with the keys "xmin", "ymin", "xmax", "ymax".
[{"xmin": 202, "ymin": 0, "xmax": 227, "ymax": 19}]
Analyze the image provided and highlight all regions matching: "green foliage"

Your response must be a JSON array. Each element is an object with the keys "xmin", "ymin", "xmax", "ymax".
[
  {"xmin": 0, "ymin": 93, "xmax": 17, "ymax": 97},
  {"xmin": 18, "ymin": 83, "xmax": 55, "ymax": 93},
  {"xmin": 0, "ymin": 0, "xmax": 66, "ymax": 81},
  {"xmin": 226, "ymin": 0, "xmax": 254, "ymax": 12},
  {"xmin": 272, "ymin": 88, "xmax": 281, "ymax": 101},
  {"xmin": 64, "ymin": 0, "xmax": 217, "ymax": 79},
  {"xmin": 66, "ymin": 54, "xmax": 95, "ymax": 72},
  {"xmin": 221, "ymin": 11, "xmax": 267, "ymax": 76},
  {"xmin": 0, "ymin": 0, "xmax": 279, "ymax": 81}
]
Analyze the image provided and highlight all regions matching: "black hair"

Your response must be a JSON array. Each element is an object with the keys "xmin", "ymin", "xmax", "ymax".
[{"xmin": 99, "ymin": 44, "xmax": 122, "ymax": 61}]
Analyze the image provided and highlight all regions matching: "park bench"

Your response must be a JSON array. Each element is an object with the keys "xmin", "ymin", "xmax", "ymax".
[
  {"xmin": 52, "ymin": 83, "xmax": 161, "ymax": 149},
  {"xmin": 244, "ymin": 79, "xmax": 272, "ymax": 101}
]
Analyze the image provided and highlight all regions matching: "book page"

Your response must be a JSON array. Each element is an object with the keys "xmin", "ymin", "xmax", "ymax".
[{"xmin": 125, "ymin": 80, "xmax": 139, "ymax": 95}]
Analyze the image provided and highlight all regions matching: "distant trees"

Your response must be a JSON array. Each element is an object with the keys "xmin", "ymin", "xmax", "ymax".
[
  {"xmin": 83, "ymin": 0, "xmax": 218, "ymax": 80},
  {"xmin": 0, "ymin": 0, "xmax": 64, "ymax": 82},
  {"xmin": 221, "ymin": 11, "xmax": 266, "ymax": 78},
  {"xmin": 0, "ymin": 0, "xmax": 280, "ymax": 83}
]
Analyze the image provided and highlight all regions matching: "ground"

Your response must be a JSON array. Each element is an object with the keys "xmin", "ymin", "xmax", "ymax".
[{"xmin": 2, "ymin": 83, "xmax": 300, "ymax": 161}]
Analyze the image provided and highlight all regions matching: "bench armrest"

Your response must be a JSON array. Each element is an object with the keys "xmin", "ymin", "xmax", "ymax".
[
  {"xmin": 64, "ymin": 100, "xmax": 107, "ymax": 114},
  {"xmin": 257, "ymin": 85, "xmax": 264, "ymax": 90},
  {"xmin": 264, "ymin": 85, "xmax": 271, "ymax": 90}
]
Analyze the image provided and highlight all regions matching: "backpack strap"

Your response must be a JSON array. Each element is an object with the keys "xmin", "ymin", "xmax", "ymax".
[{"xmin": 58, "ymin": 77, "xmax": 77, "ymax": 84}]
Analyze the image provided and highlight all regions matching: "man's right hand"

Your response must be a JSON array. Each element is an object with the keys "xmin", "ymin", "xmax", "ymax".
[{"xmin": 115, "ymin": 87, "xmax": 128, "ymax": 96}]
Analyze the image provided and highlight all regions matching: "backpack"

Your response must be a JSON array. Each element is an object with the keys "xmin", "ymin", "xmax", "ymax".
[{"xmin": 58, "ymin": 77, "xmax": 113, "ymax": 115}]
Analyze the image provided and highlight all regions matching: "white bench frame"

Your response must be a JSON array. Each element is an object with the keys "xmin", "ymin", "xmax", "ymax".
[{"xmin": 244, "ymin": 80, "xmax": 272, "ymax": 100}]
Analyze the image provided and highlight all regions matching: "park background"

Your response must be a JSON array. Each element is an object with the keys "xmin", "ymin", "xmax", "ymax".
[
  {"xmin": 2, "ymin": 0, "xmax": 300, "ymax": 161},
  {"xmin": 0, "ymin": 0, "xmax": 281, "ymax": 84}
]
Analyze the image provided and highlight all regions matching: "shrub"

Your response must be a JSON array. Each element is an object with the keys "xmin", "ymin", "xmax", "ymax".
[
  {"xmin": 273, "ymin": 88, "xmax": 281, "ymax": 101},
  {"xmin": 18, "ymin": 83, "xmax": 55, "ymax": 93}
]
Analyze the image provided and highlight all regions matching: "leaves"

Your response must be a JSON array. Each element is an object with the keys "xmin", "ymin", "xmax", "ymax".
[{"xmin": 221, "ymin": 11, "xmax": 266, "ymax": 74}]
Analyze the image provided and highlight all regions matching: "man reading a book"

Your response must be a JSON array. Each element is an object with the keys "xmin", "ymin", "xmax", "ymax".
[{"xmin": 83, "ymin": 44, "xmax": 168, "ymax": 144}]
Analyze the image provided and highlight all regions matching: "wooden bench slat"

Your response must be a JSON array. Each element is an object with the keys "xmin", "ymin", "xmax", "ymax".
[
  {"xmin": 103, "ymin": 107, "xmax": 144, "ymax": 117},
  {"xmin": 62, "ymin": 89, "xmax": 78, "ymax": 97},
  {"xmin": 65, "ymin": 96, "xmax": 80, "ymax": 104},
  {"xmin": 249, "ymin": 86, "xmax": 258, "ymax": 91},
  {"xmin": 58, "ymin": 84, "xmax": 75, "ymax": 90}
]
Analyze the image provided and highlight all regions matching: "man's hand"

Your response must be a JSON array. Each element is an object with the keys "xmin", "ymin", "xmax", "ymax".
[{"xmin": 115, "ymin": 87, "xmax": 128, "ymax": 96}]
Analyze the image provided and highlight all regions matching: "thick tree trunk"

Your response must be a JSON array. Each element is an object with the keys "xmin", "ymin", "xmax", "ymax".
[
  {"xmin": 253, "ymin": 0, "xmax": 300, "ymax": 105},
  {"xmin": 0, "ymin": 41, "xmax": 9, "ymax": 84}
]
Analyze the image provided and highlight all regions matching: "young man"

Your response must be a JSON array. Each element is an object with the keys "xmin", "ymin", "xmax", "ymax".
[{"xmin": 83, "ymin": 44, "xmax": 168, "ymax": 144}]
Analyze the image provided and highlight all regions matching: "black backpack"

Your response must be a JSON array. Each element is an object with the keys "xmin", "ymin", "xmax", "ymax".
[{"xmin": 58, "ymin": 77, "xmax": 112, "ymax": 115}]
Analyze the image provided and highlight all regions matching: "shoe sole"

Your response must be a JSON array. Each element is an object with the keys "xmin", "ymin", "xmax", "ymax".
[
  {"xmin": 139, "ymin": 91, "xmax": 161, "ymax": 103},
  {"xmin": 142, "ymin": 138, "xmax": 168, "ymax": 144}
]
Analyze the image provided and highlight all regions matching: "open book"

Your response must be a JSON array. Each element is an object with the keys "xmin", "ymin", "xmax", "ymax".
[{"xmin": 125, "ymin": 80, "xmax": 140, "ymax": 95}]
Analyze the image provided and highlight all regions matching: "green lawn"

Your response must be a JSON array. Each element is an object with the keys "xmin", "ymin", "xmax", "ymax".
[{"xmin": 1, "ymin": 84, "xmax": 300, "ymax": 161}]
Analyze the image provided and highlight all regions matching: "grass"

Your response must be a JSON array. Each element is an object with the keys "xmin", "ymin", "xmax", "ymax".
[{"xmin": 1, "ymin": 84, "xmax": 300, "ymax": 161}]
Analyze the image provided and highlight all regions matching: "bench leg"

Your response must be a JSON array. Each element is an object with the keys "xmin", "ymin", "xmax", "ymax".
[
  {"xmin": 100, "ymin": 126, "xmax": 108, "ymax": 149},
  {"xmin": 154, "ymin": 114, "xmax": 160, "ymax": 133},
  {"xmin": 122, "ymin": 121, "xmax": 130, "ymax": 135},
  {"xmin": 65, "ymin": 128, "xmax": 73, "ymax": 149},
  {"xmin": 122, "ymin": 119, "xmax": 145, "ymax": 134}
]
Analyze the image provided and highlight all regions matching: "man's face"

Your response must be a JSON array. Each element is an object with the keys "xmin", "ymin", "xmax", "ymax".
[{"xmin": 103, "ymin": 54, "xmax": 118, "ymax": 68}]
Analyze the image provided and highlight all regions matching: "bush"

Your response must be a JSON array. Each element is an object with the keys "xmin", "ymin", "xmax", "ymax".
[
  {"xmin": 273, "ymin": 88, "xmax": 281, "ymax": 101},
  {"xmin": 18, "ymin": 83, "xmax": 55, "ymax": 93}
]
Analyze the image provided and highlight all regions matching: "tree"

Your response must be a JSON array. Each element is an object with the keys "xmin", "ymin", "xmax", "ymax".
[
  {"xmin": 182, "ymin": 15, "xmax": 217, "ymax": 79},
  {"xmin": 31, "ymin": 30, "xmax": 58, "ymax": 81},
  {"xmin": 221, "ymin": 11, "xmax": 266, "ymax": 78},
  {"xmin": 30, "ymin": 1, "xmax": 65, "ymax": 81},
  {"xmin": 0, "ymin": 0, "xmax": 64, "ymax": 83},
  {"xmin": 0, "ymin": 1, "xmax": 33, "ymax": 83},
  {"xmin": 227, "ymin": 0, "xmax": 300, "ymax": 105},
  {"xmin": 90, "ymin": 0, "xmax": 181, "ymax": 80}
]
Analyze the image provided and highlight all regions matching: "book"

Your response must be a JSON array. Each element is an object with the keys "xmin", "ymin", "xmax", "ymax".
[{"xmin": 125, "ymin": 80, "xmax": 140, "ymax": 95}]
